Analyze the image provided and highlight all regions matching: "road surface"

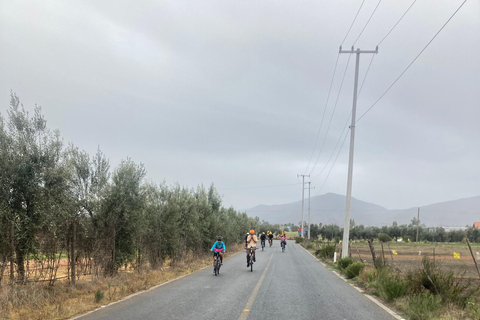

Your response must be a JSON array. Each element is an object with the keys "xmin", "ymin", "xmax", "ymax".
[{"xmin": 73, "ymin": 240, "xmax": 401, "ymax": 320}]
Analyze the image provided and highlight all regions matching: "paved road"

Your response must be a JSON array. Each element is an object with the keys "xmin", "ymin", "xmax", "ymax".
[{"xmin": 73, "ymin": 241, "xmax": 401, "ymax": 320}]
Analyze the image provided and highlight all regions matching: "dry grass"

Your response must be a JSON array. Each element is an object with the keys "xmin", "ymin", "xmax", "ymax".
[
  {"xmin": 307, "ymin": 241, "xmax": 480, "ymax": 320},
  {"xmin": 348, "ymin": 241, "xmax": 480, "ymax": 279},
  {"xmin": 1, "ymin": 244, "xmax": 244, "ymax": 320}
]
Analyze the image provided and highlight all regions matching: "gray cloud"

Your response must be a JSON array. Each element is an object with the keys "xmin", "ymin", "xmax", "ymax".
[{"xmin": 1, "ymin": 0, "xmax": 479, "ymax": 214}]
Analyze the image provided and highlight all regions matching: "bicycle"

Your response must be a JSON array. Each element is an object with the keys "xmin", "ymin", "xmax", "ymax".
[
  {"xmin": 281, "ymin": 240, "xmax": 286, "ymax": 252},
  {"xmin": 212, "ymin": 249, "xmax": 223, "ymax": 276},
  {"xmin": 269, "ymin": 238, "xmax": 272, "ymax": 247},
  {"xmin": 246, "ymin": 247, "xmax": 256, "ymax": 272},
  {"xmin": 261, "ymin": 240, "xmax": 265, "ymax": 251}
]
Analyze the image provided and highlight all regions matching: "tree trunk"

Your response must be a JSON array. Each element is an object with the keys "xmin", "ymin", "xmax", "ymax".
[
  {"xmin": 10, "ymin": 220, "xmax": 15, "ymax": 284},
  {"xmin": 111, "ymin": 227, "xmax": 116, "ymax": 276},
  {"xmin": 15, "ymin": 247, "xmax": 25, "ymax": 284},
  {"xmin": 70, "ymin": 221, "xmax": 76, "ymax": 284}
]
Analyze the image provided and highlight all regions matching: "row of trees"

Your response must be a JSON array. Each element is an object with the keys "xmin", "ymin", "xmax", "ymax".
[
  {"xmin": 301, "ymin": 219, "xmax": 478, "ymax": 244},
  {"xmin": 0, "ymin": 93, "xmax": 260, "ymax": 285}
]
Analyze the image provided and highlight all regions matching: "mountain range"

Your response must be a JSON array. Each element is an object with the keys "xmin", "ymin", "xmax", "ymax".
[{"xmin": 244, "ymin": 193, "xmax": 480, "ymax": 227}]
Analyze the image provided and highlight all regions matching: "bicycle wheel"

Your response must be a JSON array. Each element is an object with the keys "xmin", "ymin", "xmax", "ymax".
[
  {"xmin": 250, "ymin": 257, "xmax": 253, "ymax": 272},
  {"xmin": 214, "ymin": 256, "xmax": 220, "ymax": 276}
]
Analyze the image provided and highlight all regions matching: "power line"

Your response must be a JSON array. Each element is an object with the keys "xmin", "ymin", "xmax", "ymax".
[
  {"xmin": 352, "ymin": 0, "xmax": 383, "ymax": 47},
  {"xmin": 315, "ymin": 125, "xmax": 350, "ymax": 194},
  {"xmin": 357, "ymin": 54, "xmax": 376, "ymax": 98},
  {"xmin": 305, "ymin": 0, "xmax": 373, "ymax": 177},
  {"xmin": 312, "ymin": 112, "xmax": 351, "ymax": 179},
  {"xmin": 303, "ymin": 53, "xmax": 340, "ymax": 175},
  {"xmin": 218, "ymin": 182, "xmax": 301, "ymax": 191},
  {"xmin": 377, "ymin": 0, "xmax": 417, "ymax": 46},
  {"xmin": 308, "ymin": 53, "xmax": 352, "ymax": 176},
  {"xmin": 341, "ymin": 0, "xmax": 366, "ymax": 46},
  {"xmin": 357, "ymin": 0, "xmax": 467, "ymax": 122}
]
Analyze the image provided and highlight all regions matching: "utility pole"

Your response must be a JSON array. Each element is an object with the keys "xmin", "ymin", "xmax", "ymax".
[
  {"xmin": 297, "ymin": 174, "xmax": 309, "ymax": 238},
  {"xmin": 416, "ymin": 207, "xmax": 420, "ymax": 242},
  {"xmin": 339, "ymin": 46, "xmax": 378, "ymax": 258},
  {"xmin": 307, "ymin": 182, "xmax": 315, "ymax": 240}
]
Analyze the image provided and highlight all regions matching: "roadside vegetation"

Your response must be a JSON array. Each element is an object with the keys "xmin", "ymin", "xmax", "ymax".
[{"xmin": 299, "ymin": 236, "xmax": 480, "ymax": 320}]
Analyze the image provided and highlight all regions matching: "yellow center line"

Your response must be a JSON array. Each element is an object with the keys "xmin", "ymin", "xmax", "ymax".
[{"xmin": 237, "ymin": 252, "xmax": 274, "ymax": 320}]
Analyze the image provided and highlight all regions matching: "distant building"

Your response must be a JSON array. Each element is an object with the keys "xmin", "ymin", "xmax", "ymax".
[
  {"xmin": 443, "ymin": 226, "xmax": 468, "ymax": 232},
  {"xmin": 426, "ymin": 226, "xmax": 467, "ymax": 233},
  {"xmin": 473, "ymin": 222, "xmax": 480, "ymax": 229}
]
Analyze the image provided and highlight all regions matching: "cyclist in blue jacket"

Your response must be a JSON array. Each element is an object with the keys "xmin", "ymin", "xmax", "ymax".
[{"xmin": 210, "ymin": 236, "xmax": 226, "ymax": 270}]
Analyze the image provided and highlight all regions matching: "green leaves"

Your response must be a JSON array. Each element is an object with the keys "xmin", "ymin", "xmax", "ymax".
[{"xmin": 0, "ymin": 93, "xmax": 258, "ymax": 281}]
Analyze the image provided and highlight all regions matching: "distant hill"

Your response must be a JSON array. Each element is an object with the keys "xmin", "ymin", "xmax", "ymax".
[
  {"xmin": 389, "ymin": 195, "xmax": 480, "ymax": 227},
  {"xmin": 244, "ymin": 193, "xmax": 480, "ymax": 227}
]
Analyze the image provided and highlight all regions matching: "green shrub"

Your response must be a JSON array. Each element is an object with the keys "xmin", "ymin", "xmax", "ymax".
[
  {"xmin": 295, "ymin": 236, "xmax": 303, "ymax": 243},
  {"xmin": 315, "ymin": 245, "xmax": 335, "ymax": 259},
  {"xmin": 376, "ymin": 268, "xmax": 407, "ymax": 302},
  {"xmin": 344, "ymin": 261, "xmax": 365, "ymax": 279},
  {"xmin": 94, "ymin": 290, "xmax": 104, "ymax": 303},
  {"xmin": 358, "ymin": 267, "xmax": 377, "ymax": 285},
  {"xmin": 405, "ymin": 292, "xmax": 442, "ymax": 320},
  {"xmin": 337, "ymin": 257, "xmax": 353, "ymax": 270},
  {"xmin": 305, "ymin": 242, "xmax": 314, "ymax": 249},
  {"xmin": 377, "ymin": 233, "xmax": 391, "ymax": 243}
]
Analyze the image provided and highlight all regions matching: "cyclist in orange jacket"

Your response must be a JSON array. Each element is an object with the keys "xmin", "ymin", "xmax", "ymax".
[{"xmin": 246, "ymin": 229, "xmax": 257, "ymax": 267}]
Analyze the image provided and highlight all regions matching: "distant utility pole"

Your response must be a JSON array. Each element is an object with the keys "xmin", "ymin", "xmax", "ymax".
[
  {"xmin": 339, "ymin": 46, "xmax": 378, "ymax": 258},
  {"xmin": 416, "ymin": 207, "xmax": 420, "ymax": 242},
  {"xmin": 297, "ymin": 174, "xmax": 310, "ymax": 238},
  {"xmin": 307, "ymin": 182, "xmax": 315, "ymax": 240}
]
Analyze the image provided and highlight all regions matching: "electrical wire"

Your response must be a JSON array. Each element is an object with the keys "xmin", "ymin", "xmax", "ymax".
[
  {"xmin": 315, "ymin": 125, "xmax": 350, "ymax": 195},
  {"xmin": 377, "ymin": 0, "xmax": 417, "ymax": 46},
  {"xmin": 357, "ymin": 0, "xmax": 468, "ymax": 122},
  {"xmin": 308, "ymin": 53, "xmax": 352, "ymax": 176},
  {"xmin": 218, "ymin": 182, "xmax": 301, "ymax": 191},
  {"xmin": 357, "ymin": 54, "xmax": 376, "ymax": 98},
  {"xmin": 305, "ymin": 0, "xmax": 368, "ymax": 176},
  {"xmin": 341, "ymin": 0, "xmax": 366, "ymax": 46},
  {"xmin": 352, "ymin": 0, "xmax": 383, "ymax": 47},
  {"xmin": 312, "ymin": 113, "xmax": 351, "ymax": 180},
  {"xmin": 303, "ymin": 53, "xmax": 340, "ymax": 175}
]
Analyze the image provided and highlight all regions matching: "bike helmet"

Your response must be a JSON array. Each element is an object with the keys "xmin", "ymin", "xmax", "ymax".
[
  {"xmin": 249, "ymin": 229, "xmax": 255, "ymax": 234},
  {"xmin": 217, "ymin": 236, "xmax": 222, "ymax": 241},
  {"xmin": 262, "ymin": 232, "xmax": 265, "ymax": 234}
]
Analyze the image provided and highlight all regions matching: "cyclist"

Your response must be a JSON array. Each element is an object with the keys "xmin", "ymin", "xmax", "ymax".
[
  {"xmin": 246, "ymin": 229, "xmax": 258, "ymax": 267},
  {"xmin": 280, "ymin": 232, "xmax": 287, "ymax": 250},
  {"xmin": 260, "ymin": 232, "xmax": 266, "ymax": 249},
  {"xmin": 267, "ymin": 231, "xmax": 274, "ymax": 246},
  {"xmin": 210, "ymin": 236, "xmax": 226, "ymax": 273}
]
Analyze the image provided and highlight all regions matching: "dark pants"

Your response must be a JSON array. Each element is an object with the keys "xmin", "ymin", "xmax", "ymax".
[{"xmin": 246, "ymin": 248, "xmax": 256, "ymax": 263}]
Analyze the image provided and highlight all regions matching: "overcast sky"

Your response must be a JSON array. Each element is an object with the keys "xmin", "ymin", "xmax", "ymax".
[{"xmin": 1, "ymin": 0, "xmax": 479, "ymax": 212}]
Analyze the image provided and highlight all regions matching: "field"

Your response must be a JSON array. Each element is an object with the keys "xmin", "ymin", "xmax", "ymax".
[{"xmin": 339, "ymin": 241, "xmax": 480, "ymax": 280}]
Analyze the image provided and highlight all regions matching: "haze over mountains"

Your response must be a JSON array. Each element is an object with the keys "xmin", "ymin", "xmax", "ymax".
[{"xmin": 244, "ymin": 193, "xmax": 480, "ymax": 228}]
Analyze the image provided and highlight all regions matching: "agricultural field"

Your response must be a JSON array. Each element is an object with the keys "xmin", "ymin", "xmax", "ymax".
[{"xmin": 348, "ymin": 241, "xmax": 480, "ymax": 280}]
